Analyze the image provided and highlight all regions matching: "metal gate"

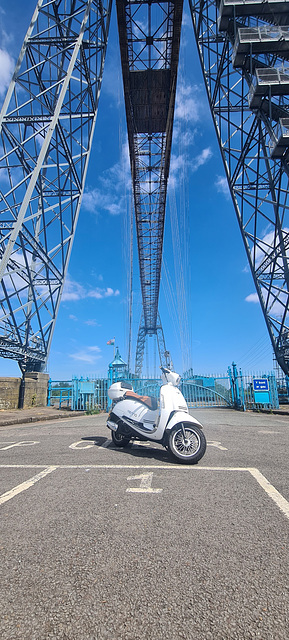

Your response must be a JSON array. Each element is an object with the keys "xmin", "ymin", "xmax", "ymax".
[
  {"xmin": 181, "ymin": 376, "xmax": 233, "ymax": 408},
  {"xmin": 47, "ymin": 366, "xmax": 281, "ymax": 411}
]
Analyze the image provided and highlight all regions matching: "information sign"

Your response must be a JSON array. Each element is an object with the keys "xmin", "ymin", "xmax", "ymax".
[
  {"xmin": 253, "ymin": 378, "xmax": 270, "ymax": 404},
  {"xmin": 253, "ymin": 379, "xmax": 269, "ymax": 392}
]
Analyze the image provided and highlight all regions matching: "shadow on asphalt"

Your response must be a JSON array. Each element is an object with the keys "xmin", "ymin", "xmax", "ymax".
[
  {"xmin": 82, "ymin": 436, "xmax": 109, "ymax": 444},
  {"xmin": 81, "ymin": 435, "xmax": 173, "ymax": 463}
]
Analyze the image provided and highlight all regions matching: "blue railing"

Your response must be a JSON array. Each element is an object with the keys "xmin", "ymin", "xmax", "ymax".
[{"xmin": 48, "ymin": 366, "xmax": 285, "ymax": 412}]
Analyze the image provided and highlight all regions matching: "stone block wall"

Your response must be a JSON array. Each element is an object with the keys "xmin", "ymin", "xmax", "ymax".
[
  {"xmin": 0, "ymin": 373, "xmax": 49, "ymax": 409},
  {"xmin": 0, "ymin": 377, "xmax": 21, "ymax": 409},
  {"xmin": 23, "ymin": 372, "xmax": 49, "ymax": 408}
]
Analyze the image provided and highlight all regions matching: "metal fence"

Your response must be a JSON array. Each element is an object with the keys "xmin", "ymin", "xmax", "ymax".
[
  {"xmin": 48, "ymin": 377, "xmax": 109, "ymax": 411},
  {"xmin": 48, "ymin": 364, "xmax": 288, "ymax": 412},
  {"xmin": 181, "ymin": 377, "xmax": 232, "ymax": 408}
]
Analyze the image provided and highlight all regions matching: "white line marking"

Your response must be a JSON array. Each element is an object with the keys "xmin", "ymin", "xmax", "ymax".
[
  {"xmin": 69, "ymin": 440, "xmax": 95, "ymax": 449},
  {"xmin": 0, "ymin": 466, "xmax": 57, "ymax": 505},
  {"xmin": 207, "ymin": 440, "xmax": 228, "ymax": 450},
  {"xmin": 0, "ymin": 465, "xmax": 288, "ymax": 520},
  {"xmin": 0, "ymin": 440, "xmax": 39, "ymax": 450},
  {"xmin": 126, "ymin": 472, "xmax": 162, "ymax": 493},
  {"xmin": 101, "ymin": 439, "xmax": 111, "ymax": 448},
  {"xmin": 258, "ymin": 430, "xmax": 280, "ymax": 434},
  {"xmin": 248, "ymin": 468, "xmax": 289, "ymax": 520},
  {"xmin": 0, "ymin": 464, "xmax": 249, "ymax": 470}
]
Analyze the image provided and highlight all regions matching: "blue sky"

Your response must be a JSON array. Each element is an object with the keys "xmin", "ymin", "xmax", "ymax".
[{"xmin": 0, "ymin": 0, "xmax": 275, "ymax": 380}]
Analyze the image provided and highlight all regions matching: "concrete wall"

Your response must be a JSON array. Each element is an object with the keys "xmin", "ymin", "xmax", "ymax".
[
  {"xmin": 23, "ymin": 372, "xmax": 49, "ymax": 409},
  {"xmin": 0, "ymin": 373, "xmax": 49, "ymax": 409},
  {"xmin": 0, "ymin": 377, "xmax": 21, "ymax": 409}
]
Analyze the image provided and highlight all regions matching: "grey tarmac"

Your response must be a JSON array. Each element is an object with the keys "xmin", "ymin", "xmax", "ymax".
[{"xmin": 0, "ymin": 408, "xmax": 288, "ymax": 639}]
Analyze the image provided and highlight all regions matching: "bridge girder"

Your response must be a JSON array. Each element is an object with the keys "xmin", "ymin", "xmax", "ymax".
[
  {"xmin": 116, "ymin": 0, "xmax": 183, "ymax": 341},
  {"xmin": 0, "ymin": 0, "xmax": 112, "ymax": 372},
  {"xmin": 189, "ymin": 0, "xmax": 289, "ymax": 375}
]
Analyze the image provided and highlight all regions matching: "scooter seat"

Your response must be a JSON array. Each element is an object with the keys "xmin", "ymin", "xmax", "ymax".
[{"xmin": 124, "ymin": 390, "xmax": 158, "ymax": 411}]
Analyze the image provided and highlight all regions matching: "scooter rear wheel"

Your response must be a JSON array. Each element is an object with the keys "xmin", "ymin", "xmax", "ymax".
[
  {"xmin": 168, "ymin": 423, "xmax": 206, "ymax": 464},
  {"xmin": 111, "ymin": 429, "xmax": 131, "ymax": 447}
]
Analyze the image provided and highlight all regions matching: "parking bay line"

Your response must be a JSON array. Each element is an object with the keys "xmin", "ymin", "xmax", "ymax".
[
  {"xmin": 0, "ymin": 466, "xmax": 57, "ymax": 505},
  {"xmin": 0, "ymin": 464, "xmax": 288, "ymax": 520},
  {"xmin": 248, "ymin": 467, "xmax": 289, "ymax": 520}
]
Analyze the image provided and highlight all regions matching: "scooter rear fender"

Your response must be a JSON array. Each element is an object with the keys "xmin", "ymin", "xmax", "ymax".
[{"xmin": 165, "ymin": 411, "xmax": 203, "ymax": 432}]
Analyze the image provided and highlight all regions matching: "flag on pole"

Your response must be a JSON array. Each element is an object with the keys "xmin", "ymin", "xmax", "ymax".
[{"xmin": 107, "ymin": 338, "xmax": 115, "ymax": 345}]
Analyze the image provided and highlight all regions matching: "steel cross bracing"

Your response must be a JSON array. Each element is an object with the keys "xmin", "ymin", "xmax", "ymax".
[
  {"xmin": 135, "ymin": 311, "xmax": 173, "ymax": 377},
  {"xmin": 0, "ymin": 0, "xmax": 112, "ymax": 371},
  {"xmin": 189, "ymin": 0, "xmax": 289, "ymax": 375},
  {"xmin": 116, "ymin": 0, "xmax": 183, "ymax": 373}
]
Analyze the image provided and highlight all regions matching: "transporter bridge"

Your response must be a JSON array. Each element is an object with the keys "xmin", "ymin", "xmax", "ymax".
[{"xmin": 1, "ymin": 0, "xmax": 289, "ymax": 378}]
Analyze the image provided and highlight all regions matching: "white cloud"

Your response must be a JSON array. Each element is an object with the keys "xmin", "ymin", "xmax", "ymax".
[
  {"xmin": 69, "ymin": 314, "xmax": 78, "ymax": 321},
  {"xmin": 82, "ymin": 143, "xmax": 131, "ymax": 217},
  {"xmin": 170, "ymin": 153, "xmax": 186, "ymax": 175},
  {"xmin": 62, "ymin": 275, "xmax": 120, "ymax": 303},
  {"xmin": 252, "ymin": 228, "xmax": 289, "ymax": 270},
  {"xmin": 181, "ymin": 10, "xmax": 192, "ymax": 28},
  {"xmin": 268, "ymin": 293, "xmax": 288, "ymax": 318},
  {"xmin": 191, "ymin": 147, "xmax": 213, "ymax": 172},
  {"xmin": 88, "ymin": 287, "xmax": 120, "ymax": 299},
  {"xmin": 245, "ymin": 290, "xmax": 287, "ymax": 319},
  {"xmin": 245, "ymin": 293, "xmax": 259, "ymax": 304},
  {"xmin": 84, "ymin": 319, "xmax": 100, "ymax": 326},
  {"xmin": 175, "ymin": 82, "xmax": 201, "ymax": 124},
  {"xmin": 215, "ymin": 175, "xmax": 230, "ymax": 199},
  {"xmin": 169, "ymin": 147, "xmax": 212, "ymax": 189},
  {"xmin": 62, "ymin": 276, "xmax": 85, "ymax": 302},
  {"xmin": 0, "ymin": 48, "xmax": 14, "ymax": 97},
  {"xmin": 69, "ymin": 345, "xmax": 102, "ymax": 364}
]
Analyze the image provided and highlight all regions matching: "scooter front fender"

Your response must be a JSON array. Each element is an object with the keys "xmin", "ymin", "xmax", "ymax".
[{"xmin": 165, "ymin": 411, "xmax": 203, "ymax": 432}]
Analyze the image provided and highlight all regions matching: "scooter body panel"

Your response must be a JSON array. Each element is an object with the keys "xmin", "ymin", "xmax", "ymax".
[
  {"xmin": 165, "ymin": 410, "xmax": 203, "ymax": 432},
  {"xmin": 108, "ymin": 382, "xmax": 203, "ymax": 442},
  {"xmin": 110, "ymin": 398, "xmax": 160, "ymax": 437}
]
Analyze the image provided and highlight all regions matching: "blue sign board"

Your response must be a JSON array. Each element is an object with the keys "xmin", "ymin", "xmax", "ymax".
[
  {"xmin": 253, "ymin": 378, "xmax": 270, "ymax": 404},
  {"xmin": 253, "ymin": 379, "xmax": 269, "ymax": 392}
]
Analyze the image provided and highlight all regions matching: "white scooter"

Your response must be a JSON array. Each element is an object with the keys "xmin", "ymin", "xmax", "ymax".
[{"xmin": 107, "ymin": 367, "xmax": 206, "ymax": 464}]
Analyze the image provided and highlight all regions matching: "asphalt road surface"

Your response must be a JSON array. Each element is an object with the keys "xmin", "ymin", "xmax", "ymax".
[{"xmin": 0, "ymin": 408, "xmax": 288, "ymax": 639}]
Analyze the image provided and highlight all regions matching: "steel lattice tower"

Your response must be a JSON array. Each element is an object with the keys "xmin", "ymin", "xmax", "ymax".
[
  {"xmin": 116, "ymin": 0, "xmax": 183, "ymax": 375},
  {"xmin": 0, "ymin": 0, "xmax": 112, "ymax": 372},
  {"xmin": 135, "ymin": 312, "xmax": 172, "ymax": 377},
  {"xmin": 189, "ymin": 0, "xmax": 289, "ymax": 375}
]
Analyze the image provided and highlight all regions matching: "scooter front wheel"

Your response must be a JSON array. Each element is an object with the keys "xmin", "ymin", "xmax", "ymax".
[
  {"xmin": 111, "ymin": 429, "xmax": 131, "ymax": 448},
  {"xmin": 168, "ymin": 423, "xmax": 206, "ymax": 464}
]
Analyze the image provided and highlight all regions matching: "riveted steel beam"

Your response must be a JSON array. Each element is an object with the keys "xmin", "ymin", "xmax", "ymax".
[{"xmin": 0, "ymin": 0, "xmax": 112, "ymax": 371}]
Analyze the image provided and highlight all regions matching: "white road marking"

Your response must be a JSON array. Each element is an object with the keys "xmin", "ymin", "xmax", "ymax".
[
  {"xmin": 258, "ymin": 430, "xmax": 280, "ymax": 434},
  {"xmin": 0, "ymin": 464, "xmax": 288, "ymax": 520},
  {"xmin": 0, "ymin": 466, "xmax": 57, "ymax": 505},
  {"xmin": 0, "ymin": 440, "xmax": 39, "ymax": 450},
  {"xmin": 0, "ymin": 464, "xmax": 249, "ymax": 470},
  {"xmin": 132, "ymin": 441, "xmax": 151, "ymax": 447},
  {"xmin": 207, "ymin": 440, "xmax": 228, "ymax": 450},
  {"xmin": 70, "ymin": 439, "xmax": 113, "ymax": 450},
  {"xmin": 69, "ymin": 440, "xmax": 95, "ymax": 449},
  {"xmin": 248, "ymin": 468, "xmax": 289, "ymax": 520},
  {"xmin": 101, "ymin": 439, "xmax": 111, "ymax": 448},
  {"xmin": 126, "ymin": 472, "xmax": 162, "ymax": 493},
  {"xmin": 73, "ymin": 439, "xmax": 228, "ymax": 451}
]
